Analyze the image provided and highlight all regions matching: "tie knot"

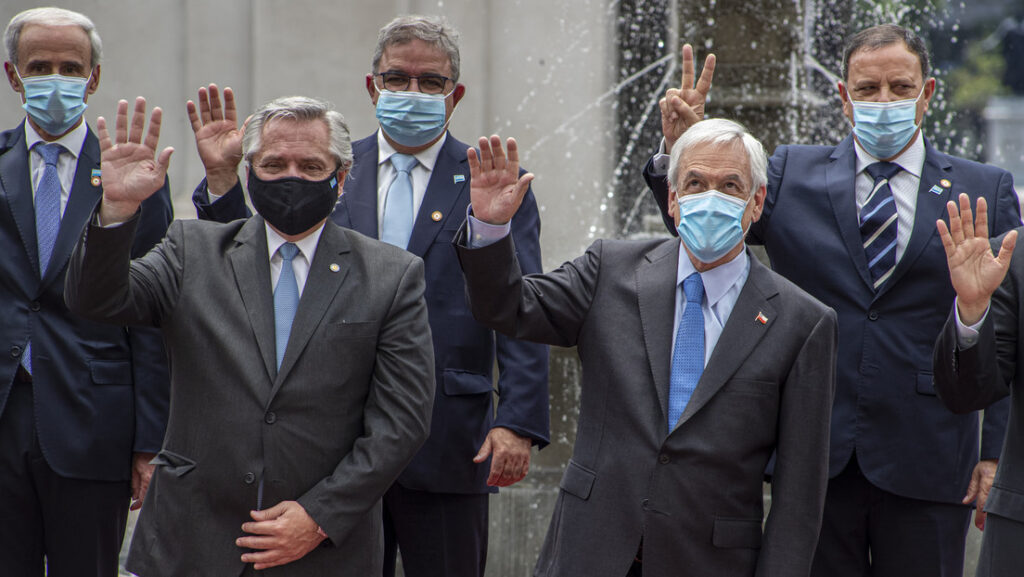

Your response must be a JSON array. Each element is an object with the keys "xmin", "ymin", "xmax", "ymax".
[
  {"xmin": 866, "ymin": 161, "xmax": 901, "ymax": 183},
  {"xmin": 35, "ymin": 142, "xmax": 64, "ymax": 166},
  {"xmin": 390, "ymin": 153, "xmax": 417, "ymax": 174},
  {"xmin": 683, "ymin": 272, "xmax": 704, "ymax": 303},
  {"xmin": 277, "ymin": 242, "xmax": 299, "ymax": 262}
]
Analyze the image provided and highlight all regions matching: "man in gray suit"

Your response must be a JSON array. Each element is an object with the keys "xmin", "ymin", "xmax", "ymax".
[
  {"xmin": 933, "ymin": 194, "xmax": 1023, "ymax": 577},
  {"xmin": 64, "ymin": 95, "xmax": 435, "ymax": 576},
  {"xmin": 454, "ymin": 119, "xmax": 837, "ymax": 577}
]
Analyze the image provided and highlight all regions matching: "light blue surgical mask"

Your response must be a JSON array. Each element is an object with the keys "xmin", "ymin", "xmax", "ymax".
[
  {"xmin": 18, "ymin": 72, "xmax": 91, "ymax": 136},
  {"xmin": 375, "ymin": 90, "xmax": 449, "ymax": 148},
  {"xmin": 675, "ymin": 189, "xmax": 751, "ymax": 263},
  {"xmin": 848, "ymin": 87, "xmax": 924, "ymax": 160}
]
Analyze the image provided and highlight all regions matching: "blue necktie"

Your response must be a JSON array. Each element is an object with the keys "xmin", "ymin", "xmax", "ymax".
[
  {"xmin": 668, "ymin": 272, "xmax": 705, "ymax": 432},
  {"xmin": 861, "ymin": 162, "xmax": 901, "ymax": 290},
  {"xmin": 35, "ymin": 142, "xmax": 64, "ymax": 276},
  {"xmin": 274, "ymin": 243, "xmax": 300, "ymax": 370},
  {"xmin": 381, "ymin": 153, "xmax": 417, "ymax": 248},
  {"xmin": 23, "ymin": 142, "xmax": 65, "ymax": 374}
]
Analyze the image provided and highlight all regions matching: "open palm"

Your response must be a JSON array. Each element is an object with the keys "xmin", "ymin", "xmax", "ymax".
[
  {"xmin": 187, "ymin": 84, "xmax": 244, "ymax": 174},
  {"xmin": 97, "ymin": 97, "xmax": 173, "ymax": 221},
  {"xmin": 468, "ymin": 135, "xmax": 534, "ymax": 225}
]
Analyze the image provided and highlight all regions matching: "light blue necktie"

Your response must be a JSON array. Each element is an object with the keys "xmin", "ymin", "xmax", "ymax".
[
  {"xmin": 23, "ymin": 142, "xmax": 65, "ymax": 374},
  {"xmin": 668, "ymin": 272, "xmax": 705, "ymax": 432},
  {"xmin": 274, "ymin": 243, "xmax": 300, "ymax": 370},
  {"xmin": 381, "ymin": 153, "xmax": 417, "ymax": 248},
  {"xmin": 861, "ymin": 162, "xmax": 901, "ymax": 290}
]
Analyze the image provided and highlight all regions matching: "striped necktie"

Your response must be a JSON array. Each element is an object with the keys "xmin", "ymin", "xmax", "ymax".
[{"xmin": 861, "ymin": 162, "xmax": 901, "ymax": 290}]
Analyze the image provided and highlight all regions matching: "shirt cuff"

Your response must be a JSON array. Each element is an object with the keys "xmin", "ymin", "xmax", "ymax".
[
  {"xmin": 465, "ymin": 205, "xmax": 511, "ymax": 248},
  {"xmin": 954, "ymin": 296, "xmax": 988, "ymax": 350},
  {"xmin": 651, "ymin": 138, "xmax": 670, "ymax": 176}
]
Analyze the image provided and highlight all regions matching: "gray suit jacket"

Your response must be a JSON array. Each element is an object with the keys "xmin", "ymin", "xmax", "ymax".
[
  {"xmin": 455, "ymin": 232, "xmax": 836, "ymax": 577},
  {"xmin": 66, "ymin": 214, "xmax": 435, "ymax": 576},
  {"xmin": 934, "ymin": 229, "xmax": 1024, "ymax": 576}
]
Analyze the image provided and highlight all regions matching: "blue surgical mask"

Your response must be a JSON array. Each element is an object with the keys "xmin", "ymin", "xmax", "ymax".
[
  {"xmin": 675, "ymin": 190, "xmax": 751, "ymax": 263},
  {"xmin": 18, "ymin": 72, "xmax": 91, "ymax": 136},
  {"xmin": 375, "ymin": 90, "xmax": 449, "ymax": 148},
  {"xmin": 848, "ymin": 87, "xmax": 924, "ymax": 160}
]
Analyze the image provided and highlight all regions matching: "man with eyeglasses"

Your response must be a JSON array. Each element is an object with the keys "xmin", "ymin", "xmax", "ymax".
[{"xmin": 189, "ymin": 14, "xmax": 549, "ymax": 577}]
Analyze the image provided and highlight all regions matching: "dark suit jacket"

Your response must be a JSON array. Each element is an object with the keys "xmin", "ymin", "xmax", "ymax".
[
  {"xmin": 0, "ymin": 121, "xmax": 171, "ymax": 481},
  {"xmin": 645, "ymin": 135, "xmax": 1019, "ymax": 505},
  {"xmin": 456, "ymin": 233, "xmax": 837, "ymax": 577},
  {"xmin": 193, "ymin": 132, "xmax": 550, "ymax": 494},
  {"xmin": 65, "ymin": 215, "xmax": 435, "ymax": 576},
  {"xmin": 934, "ymin": 229, "xmax": 1024, "ymax": 565}
]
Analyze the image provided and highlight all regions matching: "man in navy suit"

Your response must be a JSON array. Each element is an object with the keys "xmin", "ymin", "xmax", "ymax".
[
  {"xmin": 0, "ymin": 7, "xmax": 171, "ymax": 576},
  {"xmin": 644, "ymin": 25, "xmax": 1020, "ymax": 577},
  {"xmin": 189, "ymin": 15, "xmax": 549, "ymax": 577}
]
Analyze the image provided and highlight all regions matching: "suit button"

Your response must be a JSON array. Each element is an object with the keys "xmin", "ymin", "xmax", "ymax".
[
  {"xmin": 641, "ymin": 499, "xmax": 650, "ymax": 510},
  {"xmin": 265, "ymin": 412, "xmax": 276, "ymax": 424},
  {"xmin": 868, "ymin": 311, "xmax": 879, "ymax": 321},
  {"xmin": 244, "ymin": 472, "xmax": 255, "ymax": 484},
  {"xmin": 10, "ymin": 345, "xmax": 22, "ymax": 358},
  {"xmin": 30, "ymin": 302, "xmax": 41, "ymax": 312},
  {"xmin": 658, "ymin": 454, "xmax": 670, "ymax": 465}
]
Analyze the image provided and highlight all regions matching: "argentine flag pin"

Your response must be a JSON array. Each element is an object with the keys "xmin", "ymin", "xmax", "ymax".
[
  {"xmin": 453, "ymin": 174, "xmax": 466, "ymax": 184},
  {"xmin": 929, "ymin": 185, "xmax": 943, "ymax": 195}
]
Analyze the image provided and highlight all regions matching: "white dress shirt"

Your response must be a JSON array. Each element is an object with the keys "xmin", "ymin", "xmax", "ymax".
[
  {"xmin": 853, "ymin": 132, "xmax": 926, "ymax": 263},
  {"xmin": 25, "ymin": 120, "xmax": 88, "ymax": 216},
  {"xmin": 266, "ymin": 224, "xmax": 323, "ymax": 297},
  {"xmin": 375, "ymin": 129, "xmax": 446, "ymax": 233}
]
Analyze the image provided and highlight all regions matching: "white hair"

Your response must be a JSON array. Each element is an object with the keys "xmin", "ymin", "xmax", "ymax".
[
  {"xmin": 5, "ymin": 7, "xmax": 102, "ymax": 68},
  {"xmin": 242, "ymin": 96, "xmax": 353, "ymax": 171},
  {"xmin": 667, "ymin": 118, "xmax": 768, "ymax": 197}
]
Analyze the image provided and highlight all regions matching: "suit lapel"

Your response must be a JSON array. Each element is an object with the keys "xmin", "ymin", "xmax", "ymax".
[
  {"xmin": 826, "ymin": 136, "xmax": 875, "ymax": 292},
  {"xmin": 636, "ymin": 238, "xmax": 680, "ymax": 424},
  {"xmin": 42, "ymin": 127, "xmax": 102, "ymax": 288},
  {"xmin": 338, "ymin": 135, "xmax": 380, "ymax": 238},
  {"xmin": 271, "ymin": 222, "xmax": 352, "ymax": 398},
  {"xmin": 675, "ymin": 254, "xmax": 777, "ymax": 428},
  {"xmin": 229, "ymin": 217, "xmax": 277, "ymax": 382},
  {"xmin": 405, "ymin": 134, "xmax": 469, "ymax": 257},
  {"xmin": 880, "ymin": 138, "xmax": 953, "ymax": 296},
  {"xmin": 0, "ymin": 123, "xmax": 40, "ymax": 276}
]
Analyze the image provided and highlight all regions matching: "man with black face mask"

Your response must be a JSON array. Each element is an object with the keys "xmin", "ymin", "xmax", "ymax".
[
  {"xmin": 0, "ymin": 8, "xmax": 172, "ymax": 575},
  {"xmin": 65, "ymin": 95, "xmax": 435, "ymax": 576},
  {"xmin": 188, "ymin": 14, "xmax": 549, "ymax": 577},
  {"xmin": 644, "ymin": 25, "xmax": 1021, "ymax": 577}
]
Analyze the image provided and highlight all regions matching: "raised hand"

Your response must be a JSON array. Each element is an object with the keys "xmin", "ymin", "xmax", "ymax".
[
  {"xmin": 936, "ymin": 193, "xmax": 1018, "ymax": 325},
  {"xmin": 467, "ymin": 135, "xmax": 534, "ymax": 225},
  {"xmin": 186, "ymin": 84, "xmax": 245, "ymax": 195},
  {"xmin": 97, "ymin": 97, "xmax": 173, "ymax": 224},
  {"xmin": 660, "ymin": 43, "xmax": 716, "ymax": 153}
]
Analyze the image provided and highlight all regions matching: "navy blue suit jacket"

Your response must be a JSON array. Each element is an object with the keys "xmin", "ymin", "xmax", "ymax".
[
  {"xmin": 646, "ymin": 134, "xmax": 1019, "ymax": 505},
  {"xmin": 0, "ymin": 121, "xmax": 172, "ymax": 481},
  {"xmin": 193, "ymin": 132, "xmax": 550, "ymax": 494}
]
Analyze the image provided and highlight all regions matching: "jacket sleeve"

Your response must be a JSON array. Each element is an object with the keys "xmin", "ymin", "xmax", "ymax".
[
  {"xmin": 192, "ymin": 176, "xmax": 251, "ymax": 222},
  {"xmin": 642, "ymin": 154, "xmax": 676, "ymax": 236},
  {"xmin": 492, "ymin": 183, "xmax": 551, "ymax": 447}
]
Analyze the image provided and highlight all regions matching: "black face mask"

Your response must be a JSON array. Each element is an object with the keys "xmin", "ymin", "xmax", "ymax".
[{"xmin": 247, "ymin": 170, "xmax": 339, "ymax": 235}]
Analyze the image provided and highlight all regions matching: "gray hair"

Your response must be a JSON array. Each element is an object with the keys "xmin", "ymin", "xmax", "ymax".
[
  {"xmin": 842, "ymin": 24, "xmax": 931, "ymax": 82},
  {"xmin": 371, "ymin": 15, "xmax": 461, "ymax": 82},
  {"xmin": 668, "ymin": 118, "xmax": 768, "ymax": 197},
  {"xmin": 5, "ymin": 7, "xmax": 102, "ymax": 69},
  {"xmin": 243, "ymin": 96, "xmax": 353, "ymax": 171}
]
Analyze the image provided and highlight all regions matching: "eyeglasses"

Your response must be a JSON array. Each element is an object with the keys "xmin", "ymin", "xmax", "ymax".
[{"xmin": 374, "ymin": 72, "xmax": 453, "ymax": 95}]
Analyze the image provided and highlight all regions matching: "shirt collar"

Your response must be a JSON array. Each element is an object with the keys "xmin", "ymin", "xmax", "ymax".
[
  {"xmin": 853, "ymin": 130, "xmax": 926, "ymax": 179},
  {"xmin": 676, "ymin": 243, "xmax": 749, "ymax": 308},
  {"xmin": 377, "ymin": 129, "xmax": 447, "ymax": 172},
  {"xmin": 265, "ymin": 222, "xmax": 325, "ymax": 263},
  {"xmin": 24, "ymin": 119, "xmax": 87, "ymax": 159}
]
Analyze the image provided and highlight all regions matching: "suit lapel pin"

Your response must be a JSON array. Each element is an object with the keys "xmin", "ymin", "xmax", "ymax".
[
  {"xmin": 329, "ymin": 263, "xmax": 340, "ymax": 272},
  {"xmin": 431, "ymin": 211, "xmax": 443, "ymax": 222},
  {"xmin": 90, "ymin": 169, "xmax": 101, "ymax": 187},
  {"xmin": 453, "ymin": 174, "xmax": 465, "ymax": 184},
  {"xmin": 929, "ymin": 185, "xmax": 943, "ymax": 195},
  {"xmin": 940, "ymin": 179, "xmax": 952, "ymax": 189},
  {"xmin": 755, "ymin": 312, "xmax": 768, "ymax": 325}
]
